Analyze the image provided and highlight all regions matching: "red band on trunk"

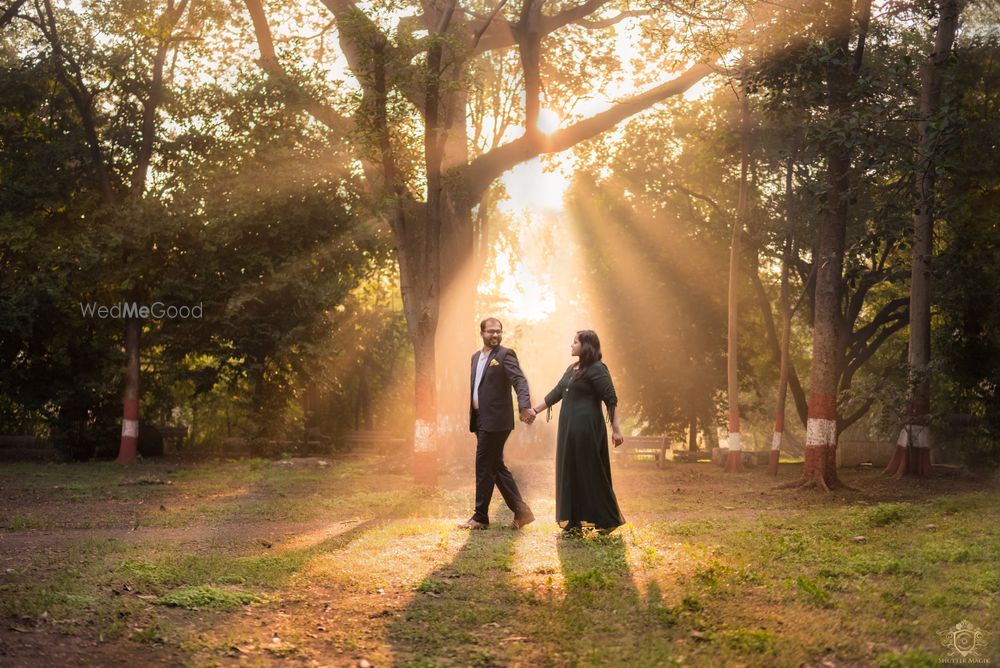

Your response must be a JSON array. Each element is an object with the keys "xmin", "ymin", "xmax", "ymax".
[
  {"xmin": 808, "ymin": 393, "xmax": 836, "ymax": 420},
  {"xmin": 774, "ymin": 413, "xmax": 785, "ymax": 432},
  {"xmin": 728, "ymin": 410, "xmax": 739, "ymax": 432},
  {"xmin": 123, "ymin": 399, "xmax": 139, "ymax": 421}
]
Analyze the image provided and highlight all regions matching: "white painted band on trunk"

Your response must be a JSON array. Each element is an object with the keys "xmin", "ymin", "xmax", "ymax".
[
  {"xmin": 897, "ymin": 424, "xmax": 931, "ymax": 449},
  {"xmin": 805, "ymin": 418, "xmax": 836, "ymax": 447},
  {"xmin": 771, "ymin": 431, "xmax": 782, "ymax": 450},
  {"xmin": 414, "ymin": 419, "xmax": 434, "ymax": 453},
  {"xmin": 121, "ymin": 420, "xmax": 139, "ymax": 438},
  {"xmin": 728, "ymin": 433, "xmax": 741, "ymax": 452}
]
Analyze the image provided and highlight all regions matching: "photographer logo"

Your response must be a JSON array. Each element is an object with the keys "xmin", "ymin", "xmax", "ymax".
[{"xmin": 938, "ymin": 620, "xmax": 989, "ymax": 663}]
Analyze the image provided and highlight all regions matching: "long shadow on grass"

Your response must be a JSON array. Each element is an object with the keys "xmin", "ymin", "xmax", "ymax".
[
  {"xmin": 388, "ymin": 529, "xmax": 685, "ymax": 666},
  {"xmin": 109, "ymin": 492, "xmax": 430, "ymax": 662},
  {"xmin": 387, "ymin": 528, "xmax": 521, "ymax": 666},
  {"xmin": 547, "ymin": 533, "xmax": 683, "ymax": 665}
]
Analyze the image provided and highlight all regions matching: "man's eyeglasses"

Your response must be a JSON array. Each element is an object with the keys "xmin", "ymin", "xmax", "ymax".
[{"xmin": 483, "ymin": 329, "xmax": 502, "ymax": 335}]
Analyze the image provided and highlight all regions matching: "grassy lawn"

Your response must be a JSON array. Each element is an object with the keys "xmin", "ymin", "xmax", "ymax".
[{"xmin": 0, "ymin": 453, "xmax": 997, "ymax": 666}]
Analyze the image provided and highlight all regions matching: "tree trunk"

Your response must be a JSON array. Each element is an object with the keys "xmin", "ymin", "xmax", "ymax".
[
  {"xmin": 399, "ymin": 241, "xmax": 441, "ymax": 484},
  {"xmin": 115, "ymin": 317, "xmax": 141, "ymax": 464},
  {"xmin": 354, "ymin": 370, "xmax": 371, "ymax": 431},
  {"xmin": 701, "ymin": 394, "xmax": 719, "ymax": 452},
  {"xmin": 886, "ymin": 0, "xmax": 959, "ymax": 478},
  {"xmin": 771, "ymin": 237, "xmax": 793, "ymax": 477},
  {"xmin": 688, "ymin": 402, "xmax": 698, "ymax": 452},
  {"xmin": 786, "ymin": 0, "xmax": 855, "ymax": 491},
  {"xmin": 434, "ymin": 82, "xmax": 477, "ymax": 460},
  {"xmin": 411, "ymin": 319, "xmax": 439, "ymax": 483},
  {"xmin": 771, "ymin": 160, "xmax": 795, "ymax": 476},
  {"xmin": 726, "ymin": 88, "xmax": 751, "ymax": 473}
]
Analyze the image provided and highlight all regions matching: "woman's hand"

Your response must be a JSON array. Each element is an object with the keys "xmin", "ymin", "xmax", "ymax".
[{"xmin": 612, "ymin": 430, "xmax": 624, "ymax": 448}]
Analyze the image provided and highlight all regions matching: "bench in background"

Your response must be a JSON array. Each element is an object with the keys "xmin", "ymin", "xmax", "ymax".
[
  {"xmin": 614, "ymin": 435, "xmax": 668, "ymax": 468},
  {"xmin": 342, "ymin": 430, "xmax": 407, "ymax": 456},
  {"xmin": 0, "ymin": 435, "xmax": 58, "ymax": 461},
  {"xmin": 157, "ymin": 426, "xmax": 188, "ymax": 454}
]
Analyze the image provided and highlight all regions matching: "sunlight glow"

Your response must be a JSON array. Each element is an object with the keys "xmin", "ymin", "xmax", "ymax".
[
  {"xmin": 499, "ymin": 159, "xmax": 570, "ymax": 215},
  {"xmin": 536, "ymin": 108, "xmax": 561, "ymax": 135},
  {"xmin": 489, "ymin": 243, "xmax": 556, "ymax": 325}
]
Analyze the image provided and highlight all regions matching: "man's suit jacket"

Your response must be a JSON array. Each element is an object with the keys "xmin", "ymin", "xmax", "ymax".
[{"xmin": 470, "ymin": 345, "xmax": 531, "ymax": 433}]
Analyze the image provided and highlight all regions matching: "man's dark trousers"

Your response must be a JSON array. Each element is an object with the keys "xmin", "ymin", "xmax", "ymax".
[
  {"xmin": 472, "ymin": 428, "xmax": 529, "ymax": 525},
  {"xmin": 469, "ymin": 344, "xmax": 532, "ymax": 525}
]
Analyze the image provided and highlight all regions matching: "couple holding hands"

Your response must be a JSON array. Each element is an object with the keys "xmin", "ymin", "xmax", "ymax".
[{"xmin": 460, "ymin": 317, "xmax": 625, "ymax": 535}]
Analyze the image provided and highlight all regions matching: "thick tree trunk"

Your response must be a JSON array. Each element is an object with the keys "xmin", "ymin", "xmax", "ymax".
[
  {"xmin": 411, "ymin": 328, "xmax": 439, "ymax": 483},
  {"xmin": 115, "ymin": 317, "xmax": 141, "ymax": 464},
  {"xmin": 785, "ymin": 0, "xmax": 854, "ymax": 491},
  {"xmin": 886, "ymin": 0, "xmax": 959, "ymax": 478},
  {"xmin": 435, "ymin": 82, "xmax": 477, "ymax": 458},
  {"xmin": 403, "ymin": 273, "xmax": 440, "ymax": 481},
  {"xmin": 797, "ymin": 169, "xmax": 848, "ymax": 490},
  {"xmin": 244, "ymin": 0, "xmax": 727, "ymax": 485}
]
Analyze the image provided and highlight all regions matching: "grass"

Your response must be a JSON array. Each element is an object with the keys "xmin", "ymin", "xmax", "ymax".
[
  {"xmin": 0, "ymin": 456, "xmax": 997, "ymax": 666},
  {"xmin": 157, "ymin": 585, "xmax": 260, "ymax": 611}
]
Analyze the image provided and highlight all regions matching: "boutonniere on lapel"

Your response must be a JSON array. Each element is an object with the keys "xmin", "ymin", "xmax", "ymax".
[{"xmin": 489, "ymin": 359, "xmax": 500, "ymax": 367}]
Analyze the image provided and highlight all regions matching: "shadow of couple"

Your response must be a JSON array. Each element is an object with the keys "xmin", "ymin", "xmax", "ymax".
[{"xmin": 387, "ymin": 526, "xmax": 679, "ymax": 666}]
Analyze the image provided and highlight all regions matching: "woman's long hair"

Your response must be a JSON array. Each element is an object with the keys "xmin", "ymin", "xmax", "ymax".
[{"xmin": 572, "ymin": 329, "xmax": 603, "ymax": 381}]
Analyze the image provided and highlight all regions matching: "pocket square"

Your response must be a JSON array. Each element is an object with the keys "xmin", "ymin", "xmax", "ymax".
[{"xmin": 489, "ymin": 359, "xmax": 500, "ymax": 367}]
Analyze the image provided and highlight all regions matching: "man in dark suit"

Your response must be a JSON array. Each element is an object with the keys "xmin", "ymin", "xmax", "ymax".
[{"xmin": 459, "ymin": 317, "xmax": 536, "ymax": 530}]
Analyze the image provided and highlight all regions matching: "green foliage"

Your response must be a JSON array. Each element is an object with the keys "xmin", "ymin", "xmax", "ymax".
[
  {"xmin": 876, "ymin": 649, "xmax": 940, "ymax": 668},
  {"xmin": 718, "ymin": 628, "xmax": 778, "ymax": 655},
  {"xmin": 0, "ymin": 3, "xmax": 407, "ymax": 453},
  {"xmin": 864, "ymin": 503, "xmax": 913, "ymax": 527},
  {"xmin": 932, "ymin": 34, "xmax": 1000, "ymax": 469},
  {"xmin": 564, "ymin": 568, "xmax": 613, "ymax": 590},
  {"xmin": 794, "ymin": 576, "xmax": 832, "ymax": 607},
  {"xmin": 157, "ymin": 585, "xmax": 260, "ymax": 611}
]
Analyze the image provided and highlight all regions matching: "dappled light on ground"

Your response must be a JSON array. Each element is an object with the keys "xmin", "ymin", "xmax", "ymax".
[{"xmin": 0, "ymin": 454, "xmax": 997, "ymax": 666}]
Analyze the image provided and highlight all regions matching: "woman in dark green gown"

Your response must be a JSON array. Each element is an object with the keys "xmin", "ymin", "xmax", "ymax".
[{"xmin": 531, "ymin": 330, "xmax": 625, "ymax": 533}]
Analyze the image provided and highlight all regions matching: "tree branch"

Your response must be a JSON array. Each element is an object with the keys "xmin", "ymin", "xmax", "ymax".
[
  {"xmin": 0, "ymin": 0, "xmax": 27, "ymax": 29},
  {"xmin": 472, "ymin": 0, "xmax": 614, "ymax": 54},
  {"xmin": 518, "ymin": 0, "xmax": 543, "ymax": 135},
  {"xmin": 841, "ymin": 308, "xmax": 909, "ymax": 390},
  {"xmin": 318, "ymin": 0, "xmax": 425, "ymax": 112},
  {"xmin": 852, "ymin": 0, "xmax": 873, "ymax": 74},
  {"xmin": 663, "ymin": 182, "xmax": 730, "ymax": 221},
  {"xmin": 575, "ymin": 9, "xmax": 652, "ymax": 29},
  {"xmin": 838, "ymin": 362, "xmax": 896, "ymax": 434},
  {"xmin": 243, "ymin": 0, "xmax": 353, "ymax": 134},
  {"xmin": 539, "ymin": 0, "xmax": 612, "ymax": 34},
  {"xmin": 131, "ymin": 0, "xmax": 189, "ymax": 195},
  {"xmin": 38, "ymin": 0, "xmax": 117, "ymax": 204},
  {"xmin": 847, "ymin": 296, "xmax": 909, "ymax": 360},
  {"xmin": 749, "ymin": 268, "xmax": 809, "ymax": 426},
  {"xmin": 472, "ymin": 0, "xmax": 509, "ymax": 49},
  {"xmin": 461, "ymin": 62, "xmax": 713, "ymax": 203}
]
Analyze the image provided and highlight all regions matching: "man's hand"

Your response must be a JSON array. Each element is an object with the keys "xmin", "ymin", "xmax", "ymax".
[
  {"xmin": 520, "ymin": 407, "xmax": 536, "ymax": 424},
  {"xmin": 612, "ymin": 430, "xmax": 624, "ymax": 448}
]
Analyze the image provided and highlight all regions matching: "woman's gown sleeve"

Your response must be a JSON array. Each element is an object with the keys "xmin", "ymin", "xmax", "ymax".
[{"xmin": 591, "ymin": 364, "xmax": 618, "ymax": 423}]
